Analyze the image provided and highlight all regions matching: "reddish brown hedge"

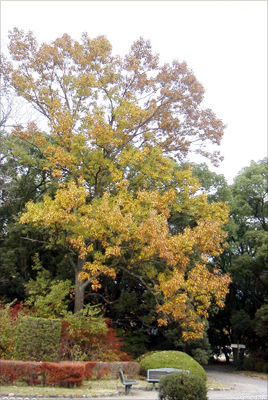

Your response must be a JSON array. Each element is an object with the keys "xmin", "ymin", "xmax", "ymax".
[
  {"xmin": 0, "ymin": 360, "xmax": 140, "ymax": 386},
  {"xmin": 42, "ymin": 362, "xmax": 84, "ymax": 387},
  {"xmin": 0, "ymin": 360, "xmax": 42, "ymax": 385},
  {"xmin": 0, "ymin": 361, "xmax": 84, "ymax": 387}
]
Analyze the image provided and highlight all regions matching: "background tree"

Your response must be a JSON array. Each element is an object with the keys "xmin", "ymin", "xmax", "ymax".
[
  {"xmin": 208, "ymin": 158, "xmax": 268, "ymax": 359},
  {"xmin": 192, "ymin": 163, "xmax": 231, "ymax": 203},
  {"xmin": 0, "ymin": 130, "xmax": 49, "ymax": 301},
  {"xmin": 229, "ymin": 159, "xmax": 267, "ymax": 351}
]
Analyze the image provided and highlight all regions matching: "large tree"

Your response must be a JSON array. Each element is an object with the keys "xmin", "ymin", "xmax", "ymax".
[{"xmin": 1, "ymin": 29, "xmax": 231, "ymax": 339}]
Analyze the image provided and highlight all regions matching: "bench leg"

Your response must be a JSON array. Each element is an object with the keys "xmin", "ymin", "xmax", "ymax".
[
  {"xmin": 152, "ymin": 382, "xmax": 156, "ymax": 391},
  {"xmin": 125, "ymin": 385, "xmax": 132, "ymax": 394}
]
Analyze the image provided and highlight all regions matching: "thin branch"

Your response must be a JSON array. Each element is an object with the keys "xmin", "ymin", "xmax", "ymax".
[{"xmin": 20, "ymin": 237, "xmax": 51, "ymax": 245}]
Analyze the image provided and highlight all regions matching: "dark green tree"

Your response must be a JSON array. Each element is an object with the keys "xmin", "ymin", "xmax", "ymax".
[
  {"xmin": 208, "ymin": 158, "xmax": 268, "ymax": 360},
  {"xmin": 0, "ymin": 130, "xmax": 65, "ymax": 302}
]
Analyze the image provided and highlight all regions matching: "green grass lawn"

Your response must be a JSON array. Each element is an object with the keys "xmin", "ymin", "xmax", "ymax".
[
  {"xmin": 206, "ymin": 379, "xmax": 231, "ymax": 390},
  {"xmin": 0, "ymin": 377, "xmax": 230, "ymax": 397},
  {"xmin": 0, "ymin": 379, "xmax": 119, "ymax": 397}
]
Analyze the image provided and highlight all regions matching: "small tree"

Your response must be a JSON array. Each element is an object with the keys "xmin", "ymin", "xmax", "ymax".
[{"xmin": 24, "ymin": 254, "xmax": 72, "ymax": 318}]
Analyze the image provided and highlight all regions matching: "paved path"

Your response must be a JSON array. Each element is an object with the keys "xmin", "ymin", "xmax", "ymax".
[{"xmin": 205, "ymin": 365, "xmax": 267, "ymax": 400}]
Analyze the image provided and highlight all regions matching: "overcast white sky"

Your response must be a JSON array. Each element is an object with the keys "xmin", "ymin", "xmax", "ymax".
[{"xmin": 1, "ymin": 1, "xmax": 267, "ymax": 184}]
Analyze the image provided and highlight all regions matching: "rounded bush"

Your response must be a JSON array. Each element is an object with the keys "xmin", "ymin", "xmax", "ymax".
[
  {"xmin": 159, "ymin": 372, "xmax": 207, "ymax": 400},
  {"xmin": 140, "ymin": 350, "xmax": 207, "ymax": 381},
  {"xmin": 136, "ymin": 351, "xmax": 160, "ymax": 363}
]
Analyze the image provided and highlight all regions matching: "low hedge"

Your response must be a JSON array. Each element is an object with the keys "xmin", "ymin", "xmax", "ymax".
[
  {"xmin": 159, "ymin": 372, "xmax": 208, "ymax": 400},
  {"xmin": 0, "ymin": 361, "xmax": 84, "ymax": 387},
  {"xmin": 42, "ymin": 362, "xmax": 84, "ymax": 387},
  {"xmin": 0, "ymin": 360, "xmax": 140, "ymax": 386},
  {"xmin": 0, "ymin": 360, "xmax": 41, "ymax": 385}
]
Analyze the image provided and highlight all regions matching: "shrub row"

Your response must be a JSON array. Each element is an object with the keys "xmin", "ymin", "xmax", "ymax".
[
  {"xmin": 0, "ymin": 360, "xmax": 140, "ymax": 387},
  {"xmin": 241, "ymin": 357, "xmax": 267, "ymax": 373}
]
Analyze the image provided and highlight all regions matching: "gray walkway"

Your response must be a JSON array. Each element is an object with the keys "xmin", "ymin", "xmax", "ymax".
[{"xmin": 204, "ymin": 365, "xmax": 268, "ymax": 400}]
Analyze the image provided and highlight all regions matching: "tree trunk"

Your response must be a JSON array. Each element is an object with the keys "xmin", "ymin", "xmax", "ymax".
[
  {"xmin": 74, "ymin": 258, "xmax": 86, "ymax": 313},
  {"xmin": 223, "ymin": 347, "xmax": 230, "ymax": 363}
]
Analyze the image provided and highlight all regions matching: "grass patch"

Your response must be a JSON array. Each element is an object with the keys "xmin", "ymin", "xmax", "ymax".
[
  {"xmin": 0, "ymin": 380, "xmax": 118, "ymax": 397},
  {"xmin": 0, "ymin": 377, "xmax": 231, "ymax": 396},
  {"xmin": 233, "ymin": 371, "xmax": 268, "ymax": 380},
  {"xmin": 0, "ymin": 378, "xmax": 151, "ymax": 397},
  {"xmin": 206, "ymin": 379, "xmax": 231, "ymax": 390}
]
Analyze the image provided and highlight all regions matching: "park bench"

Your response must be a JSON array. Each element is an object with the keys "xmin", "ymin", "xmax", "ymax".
[
  {"xmin": 119, "ymin": 368, "xmax": 138, "ymax": 394},
  {"xmin": 146, "ymin": 368, "xmax": 190, "ymax": 390}
]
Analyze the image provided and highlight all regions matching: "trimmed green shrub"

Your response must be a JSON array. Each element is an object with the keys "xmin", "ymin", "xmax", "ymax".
[
  {"xmin": 0, "ymin": 303, "xmax": 18, "ymax": 360},
  {"xmin": 136, "ymin": 351, "xmax": 160, "ymax": 363},
  {"xmin": 159, "ymin": 372, "xmax": 207, "ymax": 400},
  {"xmin": 140, "ymin": 350, "xmax": 207, "ymax": 381},
  {"xmin": 15, "ymin": 316, "xmax": 61, "ymax": 362}
]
